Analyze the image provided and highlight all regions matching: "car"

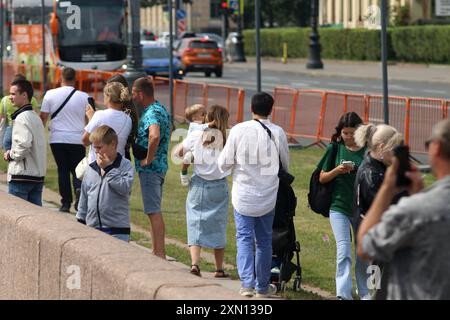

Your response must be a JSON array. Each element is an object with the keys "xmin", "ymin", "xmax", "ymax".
[
  {"xmin": 156, "ymin": 31, "xmax": 176, "ymax": 47},
  {"xmin": 141, "ymin": 41, "xmax": 184, "ymax": 79},
  {"xmin": 175, "ymin": 37, "xmax": 223, "ymax": 78}
]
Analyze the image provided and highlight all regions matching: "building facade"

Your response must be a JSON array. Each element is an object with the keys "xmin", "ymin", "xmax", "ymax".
[
  {"xmin": 140, "ymin": 0, "xmax": 227, "ymax": 36},
  {"xmin": 319, "ymin": 0, "xmax": 432, "ymax": 28}
]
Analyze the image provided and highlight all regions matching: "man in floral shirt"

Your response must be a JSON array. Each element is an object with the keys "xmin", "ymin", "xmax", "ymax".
[{"xmin": 132, "ymin": 77, "xmax": 171, "ymax": 259}]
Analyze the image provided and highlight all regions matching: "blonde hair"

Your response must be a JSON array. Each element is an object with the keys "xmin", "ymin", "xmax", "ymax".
[
  {"xmin": 104, "ymin": 82, "xmax": 131, "ymax": 106},
  {"xmin": 89, "ymin": 125, "xmax": 118, "ymax": 146},
  {"xmin": 185, "ymin": 104, "xmax": 206, "ymax": 122},
  {"xmin": 355, "ymin": 124, "xmax": 403, "ymax": 154},
  {"xmin": 203, "ymin": 105, "xmax": 229, "ymax": 148}
]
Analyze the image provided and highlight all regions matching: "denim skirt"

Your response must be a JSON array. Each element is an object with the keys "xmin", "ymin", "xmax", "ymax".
[{"xmin": 186, "ymin": 175, "xmax": 229, "ymax": 249}]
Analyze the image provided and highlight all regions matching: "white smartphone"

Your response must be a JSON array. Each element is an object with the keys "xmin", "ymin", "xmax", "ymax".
[{"xmin": 342, "ymin": 161, "xmax": 354, "ymax": 169}]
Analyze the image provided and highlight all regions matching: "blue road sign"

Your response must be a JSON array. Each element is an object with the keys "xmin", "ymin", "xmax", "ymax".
[{"xmin": 176, "ymin": 9, "xmax": 186, "ymax": 20}]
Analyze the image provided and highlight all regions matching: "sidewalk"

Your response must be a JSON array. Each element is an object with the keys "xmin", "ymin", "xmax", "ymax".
[{"xmin": 227, "ymin": 57, "xmax": 450, "ymax": 84}]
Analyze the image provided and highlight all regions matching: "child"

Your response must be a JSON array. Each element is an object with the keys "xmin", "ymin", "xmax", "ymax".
[
  {"xmin": 76, "ymin": 125, "xmax": 134, "ymax": 242},
  {"xmin": 180, "ymin": 104, "xmax": 214, "ymax": 186}
]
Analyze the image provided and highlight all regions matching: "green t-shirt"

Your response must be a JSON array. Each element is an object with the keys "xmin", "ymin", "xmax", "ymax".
[
  {"xmin": 321, "ymin": 141, "xmax": 367, "ymax": 217},
  {"xmin": 0, "ymin": 96, "xmax": 40, "ymax": 124}
]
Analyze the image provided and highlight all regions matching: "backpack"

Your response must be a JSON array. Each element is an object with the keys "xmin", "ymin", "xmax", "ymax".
[{"xmin": 308, "ymin": 142, "xmax": 338, "ymax": 218}]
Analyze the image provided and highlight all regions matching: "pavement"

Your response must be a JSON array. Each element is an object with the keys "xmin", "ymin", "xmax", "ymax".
[{"xmin": 226, "ymin": 57, "xmax": 450, "ymax": 84}]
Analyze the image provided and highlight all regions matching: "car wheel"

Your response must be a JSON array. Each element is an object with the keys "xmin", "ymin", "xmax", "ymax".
[
  {"xmin": 215, "ymin": 69, "xmax": 223, "ymax": 78},
  {"xmin": 205, "ymin": 72, "xmax": 211, "ymax": 77}
]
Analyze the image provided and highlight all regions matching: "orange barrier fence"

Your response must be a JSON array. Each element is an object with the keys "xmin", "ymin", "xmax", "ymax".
[
  {"xmin": 273, "ymin": 87, "xmax": 449, "ymax": 154},
  {"xmin": 1, "ymin": 63, "xmax": 245, "ymax": 125}
]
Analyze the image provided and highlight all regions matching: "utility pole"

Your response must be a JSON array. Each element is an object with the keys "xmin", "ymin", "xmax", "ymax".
[
  {"xmin": 169, "ymin": 0, "xmax": 174, "ymax": 127},
  {"xmin": 41, "ymin": 0, "xmax": 46, "ymax": 95},
  {"xmin": 255, "ymin": 0, "xmax": 261, "ymax": 92},
  {"xmin": 381, "ymin": 0, "xmax": 389, "ymax": 124},
  {"xmin": 123, "ymin": 0, "xmax": 146, "ymax": 87}
]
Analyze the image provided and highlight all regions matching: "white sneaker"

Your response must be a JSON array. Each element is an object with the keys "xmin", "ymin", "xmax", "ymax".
[
  {"xmin": 239, "ymin": 287, "xmax": 255, "ymax": 297},
  {"xmin": 255, "ymin": 284, "xmax": 277, "ymax": 298},
  {"xmin": 361, "ymin": 294, "xmax": 373, "ymax": 300},
  {"xmin": 180, "ymin": 172, "xmax": 190, "ymax": 186}
]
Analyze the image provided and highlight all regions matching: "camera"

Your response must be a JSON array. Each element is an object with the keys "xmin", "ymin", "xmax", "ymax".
[{"xmin": 88, "ymin": 97, "xmax": 96, "ymax": 111}]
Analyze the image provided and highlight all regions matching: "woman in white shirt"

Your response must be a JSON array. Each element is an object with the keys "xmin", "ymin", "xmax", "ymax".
[
  {"xmin": 83, "ymin": 82, "xmax": 132, "ymax": 163},
  {"xmin": 177, "ymin": 105, "xmax": 231, "ymax": 278}
]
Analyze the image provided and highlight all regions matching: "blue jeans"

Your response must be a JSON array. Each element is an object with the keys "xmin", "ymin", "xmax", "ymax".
[
  {"xmin": 8, "ymin": 181, "xmax": 44, "ymax": 206},
  {"xmin": 329, "ymin": 210, "xmax": 369, "ymax": 299},
  {"xmin": 234, "ymin": 208, "xmax": 275, "ymax": 294},
  {"xmin": 3, "ymin": 125, "xmax": 12, "ymax": 151}
]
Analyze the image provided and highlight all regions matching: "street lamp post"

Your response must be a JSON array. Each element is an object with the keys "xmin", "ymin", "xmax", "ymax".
[
  {"xmin": 380, "ymin": 0, "xmax": 389, "ymax": 124},
  {"xmin": 41, "ymin": 0, "xmax": 46, "ymax": 95},
  {"xmin": 232, "ymin": 0, "xmax": 246, "ymax": 62},
  {"xmin": 123, "ymin": 0, "xmax": 146, "ymax": 87},
  {"xmin": 0, "ymin": 0, "xmax": 4, "ymax": 96},
  {"xmin": 307, "ymin": 0, "xmax": 323, "ymax": 69},
  {"xmin": 255, "ymin": 0, "xmax": 261, "ymax": 92}
]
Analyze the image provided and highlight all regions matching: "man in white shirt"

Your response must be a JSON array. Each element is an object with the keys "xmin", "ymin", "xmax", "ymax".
[
  {"xmin": 40, "ymin": 67, "xmax": 88, "ymax": 213},
  {"xmin": 218, "ymin": 92, "xmax": 289, "ymax": 298}
]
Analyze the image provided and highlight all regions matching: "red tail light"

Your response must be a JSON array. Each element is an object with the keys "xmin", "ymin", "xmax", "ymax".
[
  {"xmin": 184, "ymin": 48, "xmax": 193, "ymax": 54},
  {"xmin": 217, "ymin": 48, "xmax": 222, "ymax": 53}
]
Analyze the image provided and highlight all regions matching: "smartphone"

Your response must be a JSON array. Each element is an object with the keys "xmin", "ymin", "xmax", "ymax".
[
  {"xmin": 87, "ymin": 97, "xmax": 96, "ymax": 111},
  {"xmin": 342, "ymin": 161, "xmax": 354, "ymax": 169},
  {"xmin": 394, "ymin": 145, "xmax": 412, "ymax": 186}
]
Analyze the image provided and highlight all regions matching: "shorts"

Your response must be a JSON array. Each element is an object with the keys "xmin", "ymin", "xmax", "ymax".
[{"xmin": 139, "ymin": 171, "xmax": 165, "ymax": 214}]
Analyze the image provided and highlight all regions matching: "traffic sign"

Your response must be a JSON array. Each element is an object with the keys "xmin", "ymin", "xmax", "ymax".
[
  {"xmin": 436, "ymin": 0, "xmax": 450, "ymax": 16},
  {"xmin": 176, "ymin": 9, "xmax": 186, "ymax": 20},
  {"xmin": 228, "ymin": 0, "xmax": 244, "ymax": 15}
]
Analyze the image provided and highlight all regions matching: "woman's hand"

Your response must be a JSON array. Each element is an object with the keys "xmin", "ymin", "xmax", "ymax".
[
  {"xmin": 333, "ymin": 164, "xmax": 353, "ymax": 175},
  {"xmin": 85, "ymin": 104, "xmax": 95, "ymax": 121}
]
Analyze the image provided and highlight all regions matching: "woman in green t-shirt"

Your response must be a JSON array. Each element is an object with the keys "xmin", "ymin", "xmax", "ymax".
[{"xmin": 319, "ymin": 112, "xmax": 368, "ymax": 300}]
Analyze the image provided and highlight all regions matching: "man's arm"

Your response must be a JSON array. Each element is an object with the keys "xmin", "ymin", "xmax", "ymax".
[
  {"xmin": 39, "ymin": 112, "xmax": 49, "ymax": 127},
  {"xmin": 140, "ymin": 124, "xmax": 160, "ymax": 167}
]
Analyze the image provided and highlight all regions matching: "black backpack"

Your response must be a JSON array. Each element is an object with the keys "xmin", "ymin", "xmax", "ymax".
[{"xmin": 308, "ymin": 143, "xmax": 338, "ymax": 218}]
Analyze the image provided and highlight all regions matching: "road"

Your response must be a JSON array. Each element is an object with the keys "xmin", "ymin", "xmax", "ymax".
[{"xmin": 185, "ymin": 65, "xmax": 450, "ymax": 101}]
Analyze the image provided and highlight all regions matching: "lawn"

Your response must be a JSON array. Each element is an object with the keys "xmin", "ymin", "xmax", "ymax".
[{"xmin": 0, "ymin": 124, "xmax": 435, "ymax": 300}]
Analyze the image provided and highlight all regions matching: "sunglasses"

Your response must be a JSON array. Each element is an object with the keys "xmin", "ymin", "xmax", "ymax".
[{"xmin": 425, "ymin": 139, "xmax": 439, "ymax": 150}]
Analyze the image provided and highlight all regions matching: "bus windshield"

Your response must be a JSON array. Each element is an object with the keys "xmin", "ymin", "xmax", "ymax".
[{"xmin": 56, "ymin": 0, "xmax": 126, "ymax": 47}]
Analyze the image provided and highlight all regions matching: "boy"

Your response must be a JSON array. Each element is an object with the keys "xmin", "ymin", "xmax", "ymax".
[
  {"xmin": 76, "ymin": 125, "xmax": 134, "ymax": 242},
  {"xmin": 180, "ymin": 104, "xmax": 215, "ymax": 186}
]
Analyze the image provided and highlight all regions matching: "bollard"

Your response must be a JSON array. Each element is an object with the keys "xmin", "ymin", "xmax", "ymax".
[{"xmin": 282, "ymin": 42, "xmax": 288, "ymax": 64}]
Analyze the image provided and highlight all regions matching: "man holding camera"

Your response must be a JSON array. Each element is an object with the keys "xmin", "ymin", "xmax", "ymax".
[{"xmin": 357, "ymin": 119, "xmax": 450, "ymax": 299}]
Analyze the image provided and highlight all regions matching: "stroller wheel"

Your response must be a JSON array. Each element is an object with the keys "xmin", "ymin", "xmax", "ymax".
[{"xmin": 293, "ymin": 277, "xmax": 301, "ymax": 292}]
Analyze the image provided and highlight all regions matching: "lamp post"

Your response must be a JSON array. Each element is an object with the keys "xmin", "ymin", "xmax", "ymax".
[
  {"xmin": 0, "ymin": 0, "xmax": 4, "ymax": 96},
  {"xmin": 232, "ymin": 0, "xmax": 246, "ymax": 62},
  {"xmin": 123, "ymin": 0, "xmax": 146, "ymax": 87},
  {"xmin": 41, "ymin": 0, "xmax": 46, "ymax": 95},
  {"xmin": 255, "ymin": 0, "xmax": 261, "ymax": 92},
  {"xmin": 380, "ymin": 0, "xmax": 389, "ymax": 124},
  {"xmin": 306, "ymin": 0, "xmax": 323, "ymax": 69}
]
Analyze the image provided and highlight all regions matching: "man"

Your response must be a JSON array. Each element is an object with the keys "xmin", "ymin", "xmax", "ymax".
[
  {"xmin": 40, "ymin": 67, "xmax": 88, "ymax": 212},
  {"xmin": 218, "ymin": 92, "xmax": 289, "ymax": 298},
  {"xmin": 4, "ymin": 79, "xmax": 46, "ymax": 206},
  {"xmin": 357, "ymin": 118, "xmax": 450, "ymax": 300},
  {"xmin": 132, "ymin": 77, "xmax": 171, "ymax": 259},
  {"xmin": 76, "ymin": 125, "xmax": 134, "ymax": 242}
]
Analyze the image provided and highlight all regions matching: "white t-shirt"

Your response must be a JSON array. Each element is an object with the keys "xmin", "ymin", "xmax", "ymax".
[
  {"xmin": 85, "ymin": 109, "xmax": 132, "ymax": 162},
  {"xmin": 41, "ymin": 86, "xmax": 89, "ymax": 144},
  {"xmin": 182, "ymin": 130, "xmax": 230, "ymax": 181}
]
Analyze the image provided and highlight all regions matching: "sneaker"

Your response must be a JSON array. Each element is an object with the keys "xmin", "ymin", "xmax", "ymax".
[
  {"xmin": 59, "ymin": 204, "xmax": 70, "ymax": 213},
  {"xmin": 239, "ymin": 287, "xmax": 255, "ymax": 298},
  {"xmin": 255, "ymin": 284, "xmax": 277, "ymax": 298},
  {"xmin": 180, "ymin": 172, "xmax": 190, "ymax": 186},
  {"xmin": 360, "ymin": 294, "xmax": 373, "ymax": 300}
]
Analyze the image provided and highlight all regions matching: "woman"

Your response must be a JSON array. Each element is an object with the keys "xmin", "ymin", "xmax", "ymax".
[
  {"xmin": 177, "ymin": 105, "xmax": 231, "ymax": 278},
  {"xmin": 353, "ymin": 123, "xmax": 404, "ymax": 300},
  {"xmin": 318, "ymin": 112, "xmax": 367, "ymax": 300},
  {"xmin": 106, "ymin": 74, "xmax": 139, "ymax": 161},
  {"xmin": 83, "ymin": 82, "xmax": 132, "ymax": 163}
]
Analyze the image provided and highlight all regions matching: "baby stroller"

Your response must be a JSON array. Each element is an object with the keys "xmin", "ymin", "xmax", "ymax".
[{"xmin": 270, "ymin": 179, "xmax": 302, "ymax": 292}]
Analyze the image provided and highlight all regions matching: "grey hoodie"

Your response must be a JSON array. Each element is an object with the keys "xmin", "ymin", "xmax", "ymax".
[{"xmin": 76, "ymin": 154, "xmax": 134, "ymax": 234}]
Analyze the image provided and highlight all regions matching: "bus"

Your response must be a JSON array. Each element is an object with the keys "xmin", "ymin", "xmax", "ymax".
[{"xmin": 10, "ymin": 0, "xmax": 128, "ymax": 75}]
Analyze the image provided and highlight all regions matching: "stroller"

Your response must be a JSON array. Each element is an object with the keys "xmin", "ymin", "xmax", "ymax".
[{"xmin": 270, "ymin": 178, "xmax": 302, "ymax": 292}]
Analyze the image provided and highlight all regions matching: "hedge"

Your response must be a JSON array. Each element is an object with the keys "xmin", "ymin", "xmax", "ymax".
[{"xmin": 243, "ymin": 25, "xmax": 450, "ymax": 63}]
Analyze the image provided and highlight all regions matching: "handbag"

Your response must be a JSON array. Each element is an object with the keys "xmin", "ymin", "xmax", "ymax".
[
  {"xmin": 0, "ymin": 98, "xmax": 8, "ymax": 145},
  {"xmin": 132, "ymin": 139, "xmax": 148, "ymax": 161},
  {"xmin": 307, "ymin": 142, "xmax": 339, "ymax": 218},
  {"xmin": 75, "ymin": 157, "xmax": 89, "ymax": 180}
]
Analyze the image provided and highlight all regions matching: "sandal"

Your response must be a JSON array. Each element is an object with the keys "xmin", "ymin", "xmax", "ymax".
[
  {"xmin": 214, "ymin": 269, "xmax": 230, "ymax": 278},
  {"xmin": 190, "ymin": 264, "xmax": 201, "ymax": 277}
]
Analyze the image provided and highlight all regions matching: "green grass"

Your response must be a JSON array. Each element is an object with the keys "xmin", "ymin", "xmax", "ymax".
[{"xmin": 0, "ymin": 127, "xmax": 436, "ymax": 300}]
